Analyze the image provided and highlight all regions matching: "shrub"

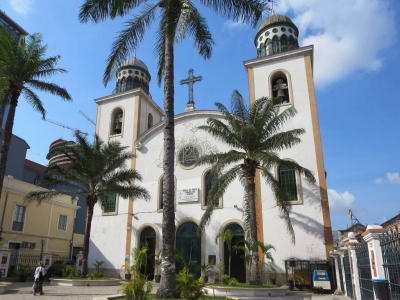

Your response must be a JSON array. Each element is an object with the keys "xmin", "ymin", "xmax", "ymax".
[
  {"xmin": 176, "ymin": 269, "xmax": 207, "ymax": 300},
  {"xmin": 123, "ymin": 272, "xmax": 152, "ymax": 300},
  {"xmin": 63, "ymin": 266, "xmax": 76, "ymax": 279},
  {"xmin": 221, "ymin": 274, "xmax": 230, "ymax": 286},
  {"xmin": 228, "ymin": 278, "xmax": 238, "ymax": 286}
]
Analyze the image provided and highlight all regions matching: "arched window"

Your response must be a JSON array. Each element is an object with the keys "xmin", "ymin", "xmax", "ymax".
[
  {"xmin": 158, "ymin": 175, "xmax": 176, "ymax": 211},
  {"xmin": 278, "ymin": 165, "xmax": 298, "ymax": 201},
  {"xmin": 270, "ymin": 71, "xmax": 291, "ymax": 104},
  {"xmin": 260, "ymin": 43, "xmax": 266, "ymax": 57},
  {"xmin": 121, "ymin": 78, "xmax": 126, "ymax": 92},
  {"xmin": 126, "ymin": 76, "xmax": 133, "ymax": 90},
  {"xmin": 280, "ymin": 34, "xmax": 288, "ymax": 52},
  {"xmin": 133, "ymin": 76, "xmax": 140, "ymax": 89},
  {"xmin": 288, "ymin": 36, "xmax": 295, "ymax": 50},
  {"xmin": 110, "ymin": 107, "xmax": 124, "ymax": 136},
  {"xmin": 266, "ymin": 39, "xmax": 272, "ymax": 56},
  {"xmin": 202, "ymin": 170, "xmax": 222, "ymax": 209},
  {"xmin": 148, "ymin": 113, "xmax": 153, "ymax": 129},
  {"xmin": 272, "ymin": 36, "xmax": 279, "ymax": 54}
]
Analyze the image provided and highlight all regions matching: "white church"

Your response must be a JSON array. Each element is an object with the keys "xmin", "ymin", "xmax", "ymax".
[{"xmin": 89, "ymin": 14, "xmax": 333, "ymax": 285}]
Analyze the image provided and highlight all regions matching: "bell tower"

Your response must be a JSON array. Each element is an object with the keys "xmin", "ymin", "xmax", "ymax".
[
  {"xmin": 93, "ymin": 56, "xmax": 163, "ymax": 272},
  {"xmin": 244, "ymin": 14, "xmax": 334, "ymax": 259}
]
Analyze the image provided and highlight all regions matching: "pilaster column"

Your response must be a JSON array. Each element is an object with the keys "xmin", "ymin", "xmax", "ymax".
[
  {"xmin": 338, "ymin": 247, "xmax": 347, "ymax": 295},
  {"xmin": 362, "ymin": 225, "xmax": 388, "ymax": 280},
  {"xmin": 76, "ymin": 251, "xmax": 83, "ymax": 276},
  {"xmin": 347, "ymin": 232, "xmax": 362, "ymax": 300},
  {"xmin": 330, "ymin": 250, "xmax": 342, "ymax": 292}
]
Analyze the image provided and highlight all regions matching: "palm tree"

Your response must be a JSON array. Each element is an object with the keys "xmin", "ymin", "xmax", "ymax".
[
  {"xmin": 196, "ymin": 90, "xmax": 315, "ymax": 285},
  {"xmin": 0, "ymin": 30, "xmax": 71, "ymax": 208},
  {"xmin": 26, "ymin": 132, "xmax": 150, "ymax": 277},
  {"xmin": 78, "ymin": 1, "xmax": 266, "ymax": 297},
  {"xmin": 215, "ymin": 228, "xmax": 233, "ymax": 278},
  {"xmin": 233, "ymin": 240, "xmax": 275, "ymax": 284}
]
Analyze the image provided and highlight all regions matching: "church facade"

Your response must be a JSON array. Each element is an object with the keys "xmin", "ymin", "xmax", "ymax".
[{"xmin": 89, "ymin": 14, "xmax": 333, "ymax": 284}]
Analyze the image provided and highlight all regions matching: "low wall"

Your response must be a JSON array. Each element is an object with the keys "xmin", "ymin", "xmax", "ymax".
[
  {"xmin": 51, "ymin": 278, "xmax": 122, "ymax": 286},
  {"xmin": 204, "ymin": 286, "xmax": 288, "ymax": 297}
]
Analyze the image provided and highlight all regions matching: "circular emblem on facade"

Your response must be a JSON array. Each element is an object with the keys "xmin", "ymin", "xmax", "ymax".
[
  {"xmin": 272, "ymin": 28, "xmax": 278, "ymax": 33},
  {"xmin": 288, "ymin": 28, "xmax": 293, "ymax": 33},
  {"xmin": 178, "ymin": 145, "xmax": 199, "ymax": 169},
  {"xmin": 122, "ymin": 70, "xmax": 126, "ymax": 75},
  {"xmin": 141, "ymin": 72, "xmax": 144, "ymax": 77},
  {"xmin": 128, "ymin": 70, "xmax": 132, "ymax": 74},
  {"xmin": 265, "ymin": 31, "xmax": 270, "ymax": 36},
  {"xmin": 259, "ymin": 36, "xmax": 263, "ymax": 41},
  {"xmin": 281, "ymin": 27, "xmax": 286, "ymax": 32},
  {"xmin": 135, "ymin": 71, "xmax": 139, "ymax": 75}
]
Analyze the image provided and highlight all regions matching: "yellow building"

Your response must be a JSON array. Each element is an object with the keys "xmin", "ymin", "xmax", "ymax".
[{"xmin": 0, "ymin": 175, "xmax": 79, "ymax": 276}]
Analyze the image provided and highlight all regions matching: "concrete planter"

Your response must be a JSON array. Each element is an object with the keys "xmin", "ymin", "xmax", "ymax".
[
  {"xmin": 204, "ymin": 285, "xmax": 288, "ymax": 297},
  {"xmin": 51, "ymin": 278, "xmax": 122, "ymax": 286}
]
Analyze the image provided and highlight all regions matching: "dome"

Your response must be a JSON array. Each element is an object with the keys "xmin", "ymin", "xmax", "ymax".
[
  {"xmin": 257, "ymin": 14, "xmax": 297, "ymax": 34},
  {"xmin": 114, "ymin": 56, "xmax": 151, "ymax": 96},
  {"xmin": 119, "ymin": 57, "xmax": 149, "ymax": 73},
  {"xmin": 254, "ymin": 14, "xmax": 300, "ymax": 58}
]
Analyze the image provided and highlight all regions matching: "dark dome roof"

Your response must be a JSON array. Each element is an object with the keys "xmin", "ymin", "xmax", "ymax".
[
  {"xmin": 119, "ymin": 57, "xmax": 149, "ymax": 73},
  {"xmin": 258, "ymin": 14, "xmax": 296, "ymax": 32}
]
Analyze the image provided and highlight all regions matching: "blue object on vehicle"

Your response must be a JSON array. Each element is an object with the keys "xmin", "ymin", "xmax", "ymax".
[{"xmin": 372, "ymin": 278, "xmax": 389, "ymax": 283}]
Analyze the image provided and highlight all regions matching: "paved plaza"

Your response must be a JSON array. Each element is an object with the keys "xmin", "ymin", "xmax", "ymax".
[{"xmin": 0, "ymin": 282, "xmax": 351, "ymax": 300}]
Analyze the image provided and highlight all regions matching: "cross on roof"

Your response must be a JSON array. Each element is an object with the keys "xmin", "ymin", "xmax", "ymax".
[{"xmin": 180, "ymin": 68, "xmax": 202, "ymax": 105}]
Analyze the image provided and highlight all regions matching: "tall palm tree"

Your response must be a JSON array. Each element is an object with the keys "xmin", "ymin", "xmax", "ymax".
[
  {"xmin": 215, "ymin": 228, "xmax": 233, "ymax": 278},
  {"xmin": 26, "ymin": 132, "xmax": 150, "ymax": 277},
  {"xmin": 0, "ymin": 30, "xmax": 71, "ymax": 208},
  {"xmin": 78, "ymin": 1, "xmax": 266, "ymax": 297},
  {"xmin": 196, "ymin": 90, "xmax": 315, "ymax": 285}
]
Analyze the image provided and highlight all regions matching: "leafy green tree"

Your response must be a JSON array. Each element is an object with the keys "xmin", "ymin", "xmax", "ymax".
[
  {"xmin": 0, "ymin": 30, "xmax": 71, "ymax": 208},
  {"xmin": 78, "ymin": 1, "xmax": 266, "ymax": 297},
  {"xmin": 215, "ymin": 228, "xmax": 233, "ymax": 278},
  {"xmin": 26, "ymin": 133, "xmax": 150, "ymax": 277},
  {"xmin": 197, "ymin": 90, "xmax": 315, "ymax": 284}
]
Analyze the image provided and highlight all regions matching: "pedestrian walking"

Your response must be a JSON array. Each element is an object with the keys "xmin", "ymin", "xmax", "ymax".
[{"xmin": 33, "ymin": 261, "xmax": 46, "ymax": 295}]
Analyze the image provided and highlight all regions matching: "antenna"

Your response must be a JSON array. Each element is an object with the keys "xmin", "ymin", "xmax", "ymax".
[
  {"xmin": 348, "ymin": 209, "xmax": 361, "ymax": 226},
  {"xmin": 44, "ymin": 118, "xmax": 88, "ymax": 136},
  {"xmin": 79, "ymin": 110, "xmax": 95, "ymax": 125}
]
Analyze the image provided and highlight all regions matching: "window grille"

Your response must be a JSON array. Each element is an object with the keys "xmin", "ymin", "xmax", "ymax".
[
  {"xmin": 104, "ymin": 193, "xmax": 116, "ymax": 213},
  {"xmin": 279, "ymin": 166, "xmax": 297, "ymax": 200}
]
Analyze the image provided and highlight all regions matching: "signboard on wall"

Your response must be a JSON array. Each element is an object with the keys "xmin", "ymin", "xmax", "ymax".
[{"xmin": 178, "ymin": 188, "xmax": 199, "ymax": 203}]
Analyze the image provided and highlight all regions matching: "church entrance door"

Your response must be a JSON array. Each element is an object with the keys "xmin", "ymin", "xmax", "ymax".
[
  {"xmin": 224, "ymin": 223, "xmax": 246, "ymax": 283},
  {"xmin": 140, "ymin": 227, "xmax": 156, "ymax": 280},
  {"xmin": 176, "ymin": 222, "xmax": 201, "ymax": 279}
]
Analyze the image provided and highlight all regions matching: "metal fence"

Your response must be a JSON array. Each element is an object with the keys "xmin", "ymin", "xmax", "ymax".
[
  {"xmin": 355, "ymin": 241, "xmax": 374, "ymax": 300},
  {"xmin": 8, "ymin": 253, "xmax": 70, "ymax": 277},
  {"xmin": 343, "ymin": 251, "xmax": 353, "ymax": 299},
  {"xmin": 380, "ymin": 228, "xmax": 400, "ymax": 299}
]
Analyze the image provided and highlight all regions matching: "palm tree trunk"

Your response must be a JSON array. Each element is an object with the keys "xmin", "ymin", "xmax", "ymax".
[
  {"xmin": 156, "ymin": 36, "xmax": 177, "ymax": 298},
  {"xmin": 82, "ymin": 201, "xmax": 94, "ymax": 277},
  {"xmin": 245, "ymin": 164, "xmax": 260, "ymax": 285},
  {"xmin": 0, "ymin": 92, "xmax": 19, "ymax": 208}
]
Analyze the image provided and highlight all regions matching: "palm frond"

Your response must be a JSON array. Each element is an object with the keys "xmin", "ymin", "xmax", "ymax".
[{"xmin": 103, "ymin": 3, "xmax": 159, "ymax": 85}]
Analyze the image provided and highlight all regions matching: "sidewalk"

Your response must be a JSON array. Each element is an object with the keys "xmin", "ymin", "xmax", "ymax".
[{"xmin": 232, "ymin": 291, "xmax": 351, "ymax": 300}]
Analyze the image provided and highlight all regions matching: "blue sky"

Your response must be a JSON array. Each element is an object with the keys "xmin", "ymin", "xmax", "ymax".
[{"xmin": 1, "ymin": 0, "xmax": 399, "ymax": 231}]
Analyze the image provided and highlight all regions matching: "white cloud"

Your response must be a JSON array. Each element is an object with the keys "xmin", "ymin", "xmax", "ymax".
[
  {"xmin": 328, "ymin": 189, "xmax": 355, "ymax": 214},
  {"xmin": 10, "ymin": 0, "xmax": 33, "ymax": 15},
  {"xmin": 276, "ymin": 0, "xmax": 396, "ymax": 87},
  {"xmin": 374, "ymin": 173, "xmax": 400, "ymax": 185},
  {"xmin": 223, "ymin": 20, "xmax": 245, "ymax": 29}
]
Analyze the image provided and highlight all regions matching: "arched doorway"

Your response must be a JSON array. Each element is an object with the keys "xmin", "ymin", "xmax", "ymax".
[
  {"xmin": 224, "ymin": 223, "xmax": 246, "ymax": 283},
  {"xmin": 176, "ymin": 222, "xmax": 201, "ymax": 279},
  {"xmin": 139, "ymin": 227, "xmax": 156, "ymax": 280}
]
